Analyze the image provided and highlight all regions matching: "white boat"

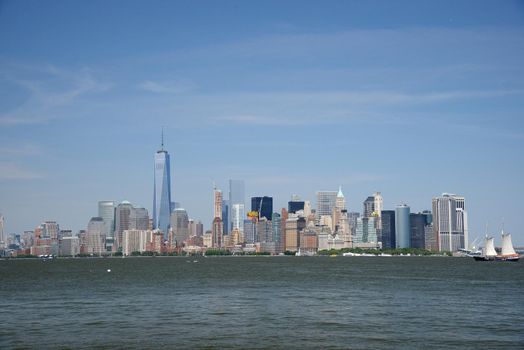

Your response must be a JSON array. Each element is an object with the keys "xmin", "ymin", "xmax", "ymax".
[{"xmin": 474, "ymin": 230, "xmax": 519, "ymax": 262}]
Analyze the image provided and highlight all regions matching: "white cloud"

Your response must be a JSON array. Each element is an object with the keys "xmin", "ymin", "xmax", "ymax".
[
  {"xmin": 138, "ymin": 79, "xmax": 195, "ymax": 94},
  {"xmin": 0, "ymin": 64, "xmax": 111, "ymax": 125}
]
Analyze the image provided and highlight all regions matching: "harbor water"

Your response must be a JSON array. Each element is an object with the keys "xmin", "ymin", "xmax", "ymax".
[{"xmin": 1, "ymin": 256, "xmax": 523, "ymax": 349}]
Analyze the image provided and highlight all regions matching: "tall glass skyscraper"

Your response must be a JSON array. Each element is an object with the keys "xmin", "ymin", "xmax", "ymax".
[
  {"xmin": 228, "ymin": 180, "xmax": 245, "ymax": 233},
  {"xmin": 395, "ymin": 204, "xmax": 410, "ymax": 248},
  {"xmin": 153, "ymin": 137, "xmax": 172, "ymax": 239},
  {"xmin": 98, "ymin": 201, "xmax": 115, "ymax": 239}
]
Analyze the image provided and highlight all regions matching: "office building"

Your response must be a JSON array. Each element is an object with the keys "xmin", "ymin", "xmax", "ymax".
[
  {"xmin": 395, "ymin": 204, "xmax": 410, "ymax": 248},
  {"xmin": 170, "ymin": 208, "xmax": 189, "ymax": 247},
  {"xmin": 212, "ymin": 217, "xmax": 223, "ymax": 248},
  {"xmin": 86, "ymin": 217, "xmax": 105, "ymax": 255},
  {"xmin": 381, "ymin": 210, "xmax": 396, "ymax": 249},
  {"xmin": 272, "ymin": 212, "xmax": 282, "ymax": 252},
  {"xmin": 98, "ymin": 201, "xmax": 115, "ymax": 241},
  {"xmin": 316, "ymin": 191, "xmax": 337, "ymax": 220},
  {"xmin": 132, "ymin": 207, "xmax": 149, "ymax": 230},
  {"xmin": 0, "ymin": 214, "xmax": 5, "ymax": 250},
  {"xmin": 251, "ymin": 196, "xmax": 273, "ymax": 221},
  {"xmin": 153, "ymin": 132, "xmax": 172, "ymax": 239},
  {"xmin": 115, "ymin": 200, "xmax": 133, "ymax": 250},
  {"xmin": 288, "ymin": 200, "xmax": 305, "ymax": 214},
  {"xmin": 432, "ymin": 194, "xmax": 468, "ymax": 252},
  {"xmin": 336, "ymin": 186, "xmax": 346, "ymax": 210},
  {"xmin": 228, "ymin": 179, "xmax": 245, "ymax": 234},
  {"xmin": 354, "ymin": 217, "xmax": 378, "ymax": 244},
  {"xmin": 284, "ymin": 216, "xmax": 306, "ymax": 252},
  {"xmin": 214, "ymin": 186, "xmax": 223, "ymax": 220}
]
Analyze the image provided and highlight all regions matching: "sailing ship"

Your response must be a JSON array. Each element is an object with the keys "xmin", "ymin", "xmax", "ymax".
[{"xmin": 473, "ymin": 230, "xmax": 520, "ymax": 262}]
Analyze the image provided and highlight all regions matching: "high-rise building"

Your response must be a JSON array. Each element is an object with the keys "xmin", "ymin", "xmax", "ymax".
[
  {"xmin": 122, "ymin": 229, "xmax": 151, "ymax": 256},
  {"xmin": 228, "ymin": 179, "xmax": 245, "ymax": 233},
  {"xmin": 170, "ymin": 208, "xmax": 189, "ymax": 247},
  {"xmin": 348, "ymin": 212, "xmax": 360, "ymax": 238},
  {"xmin": 272, "ymin": 212, "xmax": 282, "ymax": 252},
  {"xmin": 98, "ymin": 201, "xmax": 115, "ymax": 241},
  {"xmin": 243, "ymin": 219, "xmax": 256, "ymax": 244},
  {"xmin": 395, "ymin": 204, "xmax": 410, "ymax": 248},
  {"xmin": 381, "ymin": 210, "xmax": 396, "ymax": 249},
  {"xmin": 132, "ymin": 207, "xmax": 149, "ymax": 230},
  {"xmin": 432, "ymin": 194, "xmax": 468, "ymax": 252},
  {"xmin": 284, "ymin": 216, "xmax": 306, "ymax": 253},
  {"xmin": 316, "ymin": 191, "xmax": 337, "ymax": 219},
  {"xmin": 230, "ymin": 203, "xmax": 244, "ymax": 233},
  {"xmin": 115, "ymin": 200, "xmax": 133, "ymax": 250},
  {"xmin": 212, "ymin": 217, "xmax": 223, "ymax": 248},
  {"xmin": 354, "ymin": 217, "xmax": 378, "ymax": 244},
  {"xmin": 336, "ymin": 186, "xmax": 346, "ymax": 210},
  {"xmin": 221, "ymin": 199, "xmax": 229, "ymax": 235},
  {"xmin": 0, "ymin": 214, "xmax": 5, "ymax": 250},
  {"xmin": 288, "ymin": 199, "xmax": 305, "ymax": 214},
  {"xmin": 409, "ymin": 213, "xmax": 430, "ymax": 249},
  {"xmin": 214, "ymin": 186, "xmax": 223, "ymax": 220},
  {"xmin": 86, "ymin": 217, "xmax": 105, "ymax": 255},
  {"xmin": 280, "ymin": 208, "xmax": 288, "ymax": 252},
  {"xmin": 363, "ymin": 196, "xmax": 375, "ymax": 218},
  {"xmin": 40, "ymin": 221, "xmax": 60, "ymax": 240},
  {"xmin": 256, "ymin": 217, "xmax": 272, "ymax": 243},
  {"xmin": 363, "ymin": 192, "xmax": 383, "ymax": 218},
  {"xmin": 374, "ymin": 192, "xmax": 383, "ymax": 216},
  {"xmin": 153, "ymin": 132, "xmax": 172, "ymax": 239},
  {"xmin": 251, "ymin": 196, "xmax": 273, "ymax": 221}
]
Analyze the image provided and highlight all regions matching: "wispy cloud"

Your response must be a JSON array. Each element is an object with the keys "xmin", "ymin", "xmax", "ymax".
[
  {"xmin": 0, "ymin": 64, "xmax": 111, "ymax": 125},
  {"xmin": 138, "ymin": 79, "xmax": 195, "ymax": 94},
  {"xmin": 0, "ymin": 162, "xmax": 42, "ymax": 180},
  {"xmin": 212, "ymin": 88, "xmax": 524, "ymax": 126}
]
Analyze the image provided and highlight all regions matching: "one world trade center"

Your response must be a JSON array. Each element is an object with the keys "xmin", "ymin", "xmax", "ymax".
[{"xmin": 153, "ymin": 132, "xmax": 172, "ymax": 240}]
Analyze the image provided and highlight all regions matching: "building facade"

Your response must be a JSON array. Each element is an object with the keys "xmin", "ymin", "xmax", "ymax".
[
  {"xmin": 395, "ymin": 204, "xmax": 410, "ymax": 248},
  {"xmin": 153, "ymin": 138, "xmax": 172, "ymax": 239},
  {"xmin": 432, "ymin": 194, "xmax": 468, "ymax": 252}
]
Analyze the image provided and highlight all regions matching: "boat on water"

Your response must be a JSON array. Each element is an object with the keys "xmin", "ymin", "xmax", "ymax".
[{"xmin": 474, "ymin": 230, "xmax": 520, "ymax": 262}]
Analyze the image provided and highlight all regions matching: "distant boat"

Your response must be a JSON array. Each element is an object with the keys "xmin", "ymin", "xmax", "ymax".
[{"xmin": 474, "ymin": 231, "xmax": 520, "ymax": 262}]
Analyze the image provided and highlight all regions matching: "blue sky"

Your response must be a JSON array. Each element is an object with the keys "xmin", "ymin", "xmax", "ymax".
[{"xmin": 1, "ymin": 0, "xmax": 524, "ymax": 244}]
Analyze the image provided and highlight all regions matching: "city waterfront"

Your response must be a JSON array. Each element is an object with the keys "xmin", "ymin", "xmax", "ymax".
[{"xmin": 1, "ymin": 257, "xmax": 523, "ymax": 349}]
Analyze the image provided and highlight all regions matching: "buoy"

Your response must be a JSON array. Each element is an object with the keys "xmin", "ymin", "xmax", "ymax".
[{"xmin": 107, "ymin": 269, "xmax": 111, "ymax": 272}]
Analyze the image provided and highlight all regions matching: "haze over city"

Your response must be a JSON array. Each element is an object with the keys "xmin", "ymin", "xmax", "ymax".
[{"xmin": 1, "ymin": 0, "xmax": 524, "ymax": 244}]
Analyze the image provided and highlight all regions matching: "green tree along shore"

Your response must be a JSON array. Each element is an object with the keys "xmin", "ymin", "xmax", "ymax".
[
  {"xmin": 317, "ymin": 247, "xmax": 451, "ymax": 256},
  {"xmin": 4, "ymin": 248, "xmax": 451, "ymax": 258}
]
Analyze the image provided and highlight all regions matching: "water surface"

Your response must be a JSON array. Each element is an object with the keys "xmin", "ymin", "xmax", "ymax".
[{"xmin": 1, "ymin": 256, "xmax": 523, "ymax": 349}]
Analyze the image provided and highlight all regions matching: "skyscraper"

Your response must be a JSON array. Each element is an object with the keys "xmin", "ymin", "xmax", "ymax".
[
  {"xmin": 170, "ymin": 208, "xmax": 189, "ymax": 247},
  {"xmin": 132, "ymin": 207, "xmax": 150, "ymax": 230},
  {"xmin": 0, "ymin": 214, "xmax": 5, "ymax": 250},
  {"xmin": 381, "ymin": 210, "xmax": 396, "ymax": 249},
  {"xmin": 115, "ymin": 200, "xmax": 133, "ymax": 250},
  {"xmin": 395, "ymin": 204, "xmax": 410, "ymax": 248},
  {"xmin": 228, "ymin": 179, "xmax": 245, "ymax": 233},
  {"xmin": 288, "ymin": 199, "xmax": 305, "ymax": 214},
  {"xmin": 336, "ymin": 186, "xmax": 346, "ymax": 210},
  {"xmin": 251, "ymin": 196, "xmax": 273, "ymax": 221},
  {"xmin": 153, "ymin": 132, "xmax": 172, "ymax": 239},
  {"xmin": 214, "ymin": 186, "xmax": 223, "ymax": 220},
  {"xmin": 409, "ymin": 212, "xmax": 431, "ymax": 249},
  {"xmin": 86, "ymin": 217, "xmax": 105, "ymax": 255},
  {"xmin": 98, "ymin": 201, "xmax": 115, "ymax": 240},
  {"xmin": 363, "ymin": 192, "xmax": 383, "ymax": 218},
  {"xmin": 316, "ymin": 191, "xmax": 337, "ymax": 219},
  {"xmin": 432, "ymin": 194, "xmax": 468, "ymax": 252},
  {"xmin": 363, "ymin": 196, "xmax": 375, "ymax": 218}
]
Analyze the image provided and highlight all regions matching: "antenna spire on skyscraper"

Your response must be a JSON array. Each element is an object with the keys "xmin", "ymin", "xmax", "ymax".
[{"xmin": 161, "ymin": 126, "xmax": 164, "ymax": 151}]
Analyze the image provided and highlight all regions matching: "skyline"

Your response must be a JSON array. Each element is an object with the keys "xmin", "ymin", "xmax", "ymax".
[{"xmin": 1, "ymin": 1, "xmax": 524, "ymax": 243}]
